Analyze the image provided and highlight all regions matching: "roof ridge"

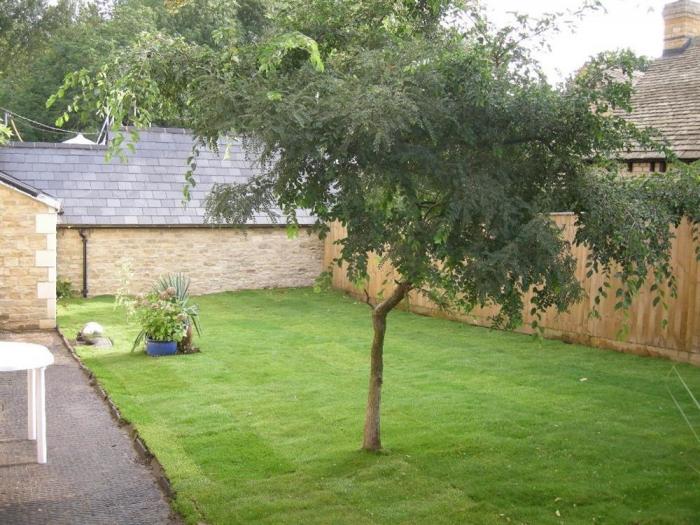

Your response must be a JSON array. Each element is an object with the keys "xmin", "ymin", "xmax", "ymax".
[
  {"xmin": 2, "ymin": 141, "xmax": 107, "ymax": 150},
  {"xmin": 122, "ymin": 126, "xmax": 191, "ymax": 135}
]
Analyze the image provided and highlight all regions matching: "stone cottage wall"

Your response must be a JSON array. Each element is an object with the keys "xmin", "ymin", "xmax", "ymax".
[
  {"xmin": 56, "ymin": 226, "xmax": 324, "ymax": 296},
  {"xmin": 0, "ymin": 183, "xmax": 57, "ymax": 330}
]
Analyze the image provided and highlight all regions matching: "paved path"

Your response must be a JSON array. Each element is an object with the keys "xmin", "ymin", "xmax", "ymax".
[{"xmin": 0, "ymin": 331, "xmax": 177, "ymax": 525}]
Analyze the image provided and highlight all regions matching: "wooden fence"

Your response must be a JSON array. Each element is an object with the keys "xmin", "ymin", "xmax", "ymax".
[{"xmin": 324, "ymin": 214, "xmax": 700, "ymax": 365}]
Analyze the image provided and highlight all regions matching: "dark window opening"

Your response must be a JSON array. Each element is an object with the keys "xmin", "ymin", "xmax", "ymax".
[
  {"xmin": 659, "ymin": 160, "xmax": 667, "ymax": 173},
  {"xmin": 627, "ymin": 162, "xmax": 634, "ymax": 173},
  {"xmin": 650, "ymin": 161, "xmax": 656, "ymax": 172}
]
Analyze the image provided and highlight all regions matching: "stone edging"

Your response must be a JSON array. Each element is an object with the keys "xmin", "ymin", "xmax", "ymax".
[{"xmin": 54, "ymin": 328, "xmax": 184, "ymax": 524}]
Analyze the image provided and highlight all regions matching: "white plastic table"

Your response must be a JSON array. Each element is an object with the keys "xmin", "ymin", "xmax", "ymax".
[{"xmin": 0, "ymin": 342, "xmax": 54, "ymax": 463}]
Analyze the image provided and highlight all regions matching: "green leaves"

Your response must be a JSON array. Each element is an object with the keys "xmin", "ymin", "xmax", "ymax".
[
  {"xmin": 258, "ymin": 31, "xmax": 324, "ymax": 74},
  {"xmin": 0, "ymin": 123, "xmax": 11, "ymax": 145},
  {"xmin": 266, "ymin": 91, "xmax": 283, "ymax": 101},
  {"xmin": 54, "ymin": 112, "xmax": 70, "ymax": 127},
  {"xmin": 286, "ymin": 223, "xmax": 300, "ymax": 239}
]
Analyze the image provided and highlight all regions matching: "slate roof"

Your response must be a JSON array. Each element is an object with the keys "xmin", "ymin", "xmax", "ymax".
[
  {"xmin": 0, "ymin": 170, "xmax": 60, "ymax": 209},
  {"xmin": 0, "ymin": 127, "xmax": 314, "ymax": 226},
  {"xmin": 620, "ymin": 37, "xmax": 700, "ymax": 160}
]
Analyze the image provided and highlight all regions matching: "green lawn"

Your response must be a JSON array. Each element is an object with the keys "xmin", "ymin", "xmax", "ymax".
[{"xmin": 58, "ymin": 288, "xmax": 700, "ymax": 524}]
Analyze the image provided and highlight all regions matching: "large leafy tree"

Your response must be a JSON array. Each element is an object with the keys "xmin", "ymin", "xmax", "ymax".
[
  {"xmin": 0, "ymin": 0, "xmax": 90, "ymax": 141},
  {"xmin": 0, "ymin": 0, "xmax": 242, "ymax": 141},
  {"xmin": 0, "ymin": 0, "xmax": 76, "ymax": 70},
  {"xmin": 56, "ymin": 0, "xmax": 700, "ymax": 451}
]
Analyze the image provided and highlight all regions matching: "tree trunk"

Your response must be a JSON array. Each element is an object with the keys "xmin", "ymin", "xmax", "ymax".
[
  {"xmin": 179, "ymin": 323, "xmax": 193, "ymax": 353},
  {"xmin": 362, "ymin": 309, "xmax": 388, "ymax": 451},
  {"xmin": 362, "ymin": 282, "xmax": 410, "ymax": 451}
]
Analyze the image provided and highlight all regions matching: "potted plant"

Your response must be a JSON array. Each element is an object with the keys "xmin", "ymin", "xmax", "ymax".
[
  {"xmin": 132, "ymin": 287, "xmax": 198, "ymax": 356},
  {"xmin": 153, "ymin": 274, "xmax": 201, "ymax": 353}
]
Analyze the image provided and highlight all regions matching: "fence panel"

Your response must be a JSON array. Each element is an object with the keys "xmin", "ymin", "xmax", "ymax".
[{"xmin": 324, "ymin": 216, "xmax": 700, "ymax": 365}]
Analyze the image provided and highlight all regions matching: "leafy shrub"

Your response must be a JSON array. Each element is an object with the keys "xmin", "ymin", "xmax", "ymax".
[
  {"xmin": 56, "ymin": 278, "xmax": 74, "ymax": 299},
  {"xmin": 313, "ymin": 270, "xmax": 332, "ymax": 293}
]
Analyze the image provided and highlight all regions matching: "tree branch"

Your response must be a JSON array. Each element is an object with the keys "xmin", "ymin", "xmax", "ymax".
[
  {"xmin": 374, "ymin": 282, "xmax": 411, "ymax": 317},
  {"xmin": 364, "ymin": 287, "xmax": 375, "ymax": 310}
]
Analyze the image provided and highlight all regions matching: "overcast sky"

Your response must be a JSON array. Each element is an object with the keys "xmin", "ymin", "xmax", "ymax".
[{"xmin": 483, "ymin": 0, "xmax": 668, "ymax": 82}]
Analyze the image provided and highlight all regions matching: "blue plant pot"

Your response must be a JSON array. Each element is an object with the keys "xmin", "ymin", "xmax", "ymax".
[{"xmin": 146, "ymin": 339, "xmax": 177, "ymax": 357}]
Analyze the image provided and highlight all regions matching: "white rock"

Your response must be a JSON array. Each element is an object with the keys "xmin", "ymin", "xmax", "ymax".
[{"xmin": 81, "ymin": 322, "xmax": 105, "ymax": 337}]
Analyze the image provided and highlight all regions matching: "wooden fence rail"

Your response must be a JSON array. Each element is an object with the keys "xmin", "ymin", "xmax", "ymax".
[{"xmin": 324, "ymin": 214, "xmax": 700, "ymax": 365}]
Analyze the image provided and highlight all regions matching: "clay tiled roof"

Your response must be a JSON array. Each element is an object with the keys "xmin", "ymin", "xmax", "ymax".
[
  {"xmin": 0, "ymin": 128, "xmax": 314, "ymax": 226},
  {"xmin": 620, "ymin": 37, "xmax": 700, "ymax": 160}
]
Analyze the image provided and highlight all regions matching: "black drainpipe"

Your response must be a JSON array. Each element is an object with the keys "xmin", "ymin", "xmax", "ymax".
[{"xmin": 79, "ymin": 229, "xmax": 89, "ymax": 298}]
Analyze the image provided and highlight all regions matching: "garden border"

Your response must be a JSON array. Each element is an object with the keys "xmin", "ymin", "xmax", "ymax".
[{"xmin": 55, "ymin": 327, "xmax": 184, "ymax": 524}]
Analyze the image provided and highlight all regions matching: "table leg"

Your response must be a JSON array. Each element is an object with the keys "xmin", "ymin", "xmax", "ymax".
[
  {"xmin": 35, "ymin": 367, "xmax": 47, "ymax": 464},
  {"xmin": 27, "ymin": 369, "xmax": 36, "ymax": 440}
]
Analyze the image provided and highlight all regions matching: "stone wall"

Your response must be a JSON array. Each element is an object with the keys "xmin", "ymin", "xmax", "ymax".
[
  {"xmin": 57, "ymin": 226, "xmax": 324, "ymax": 296},
  {"xmin": 0, "ymin": 183, "xmax": 57, "ymax": 330}
]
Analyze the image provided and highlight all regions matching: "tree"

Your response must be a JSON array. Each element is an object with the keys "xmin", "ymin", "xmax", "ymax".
[
  {"xmin": 0, "ymin": 0, "xmax": 75, "ymax": 71},
  {"xmin": 0, "ymin": 0, "xmax": 243, "ymax": 141},
  {"xmin": 55, "ymin": 0, "xmax": 700, "ymax": 451},
  {"xmin": 0, "ymin": 0, "xmax": 86, "ymax": 141}
]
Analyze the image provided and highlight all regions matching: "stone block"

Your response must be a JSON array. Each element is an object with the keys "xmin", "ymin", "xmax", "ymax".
[
  {"xmin": 46, "ymin": 299, "xmax": 57, "ymax": 319},
  {"xmin": 36, "ymin": 250, "xmax": 56, "ymax": 268},
  {"xmin": 36, "ymin": 213, "xmax": 57, "ymax": 234},
  {"xmin": 38, "ymin": 318, "xmax": 56, "ymax": 330},
  {"xmin": 37, "ymin": 281, "xmax": 56, "ymax": 300}
]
